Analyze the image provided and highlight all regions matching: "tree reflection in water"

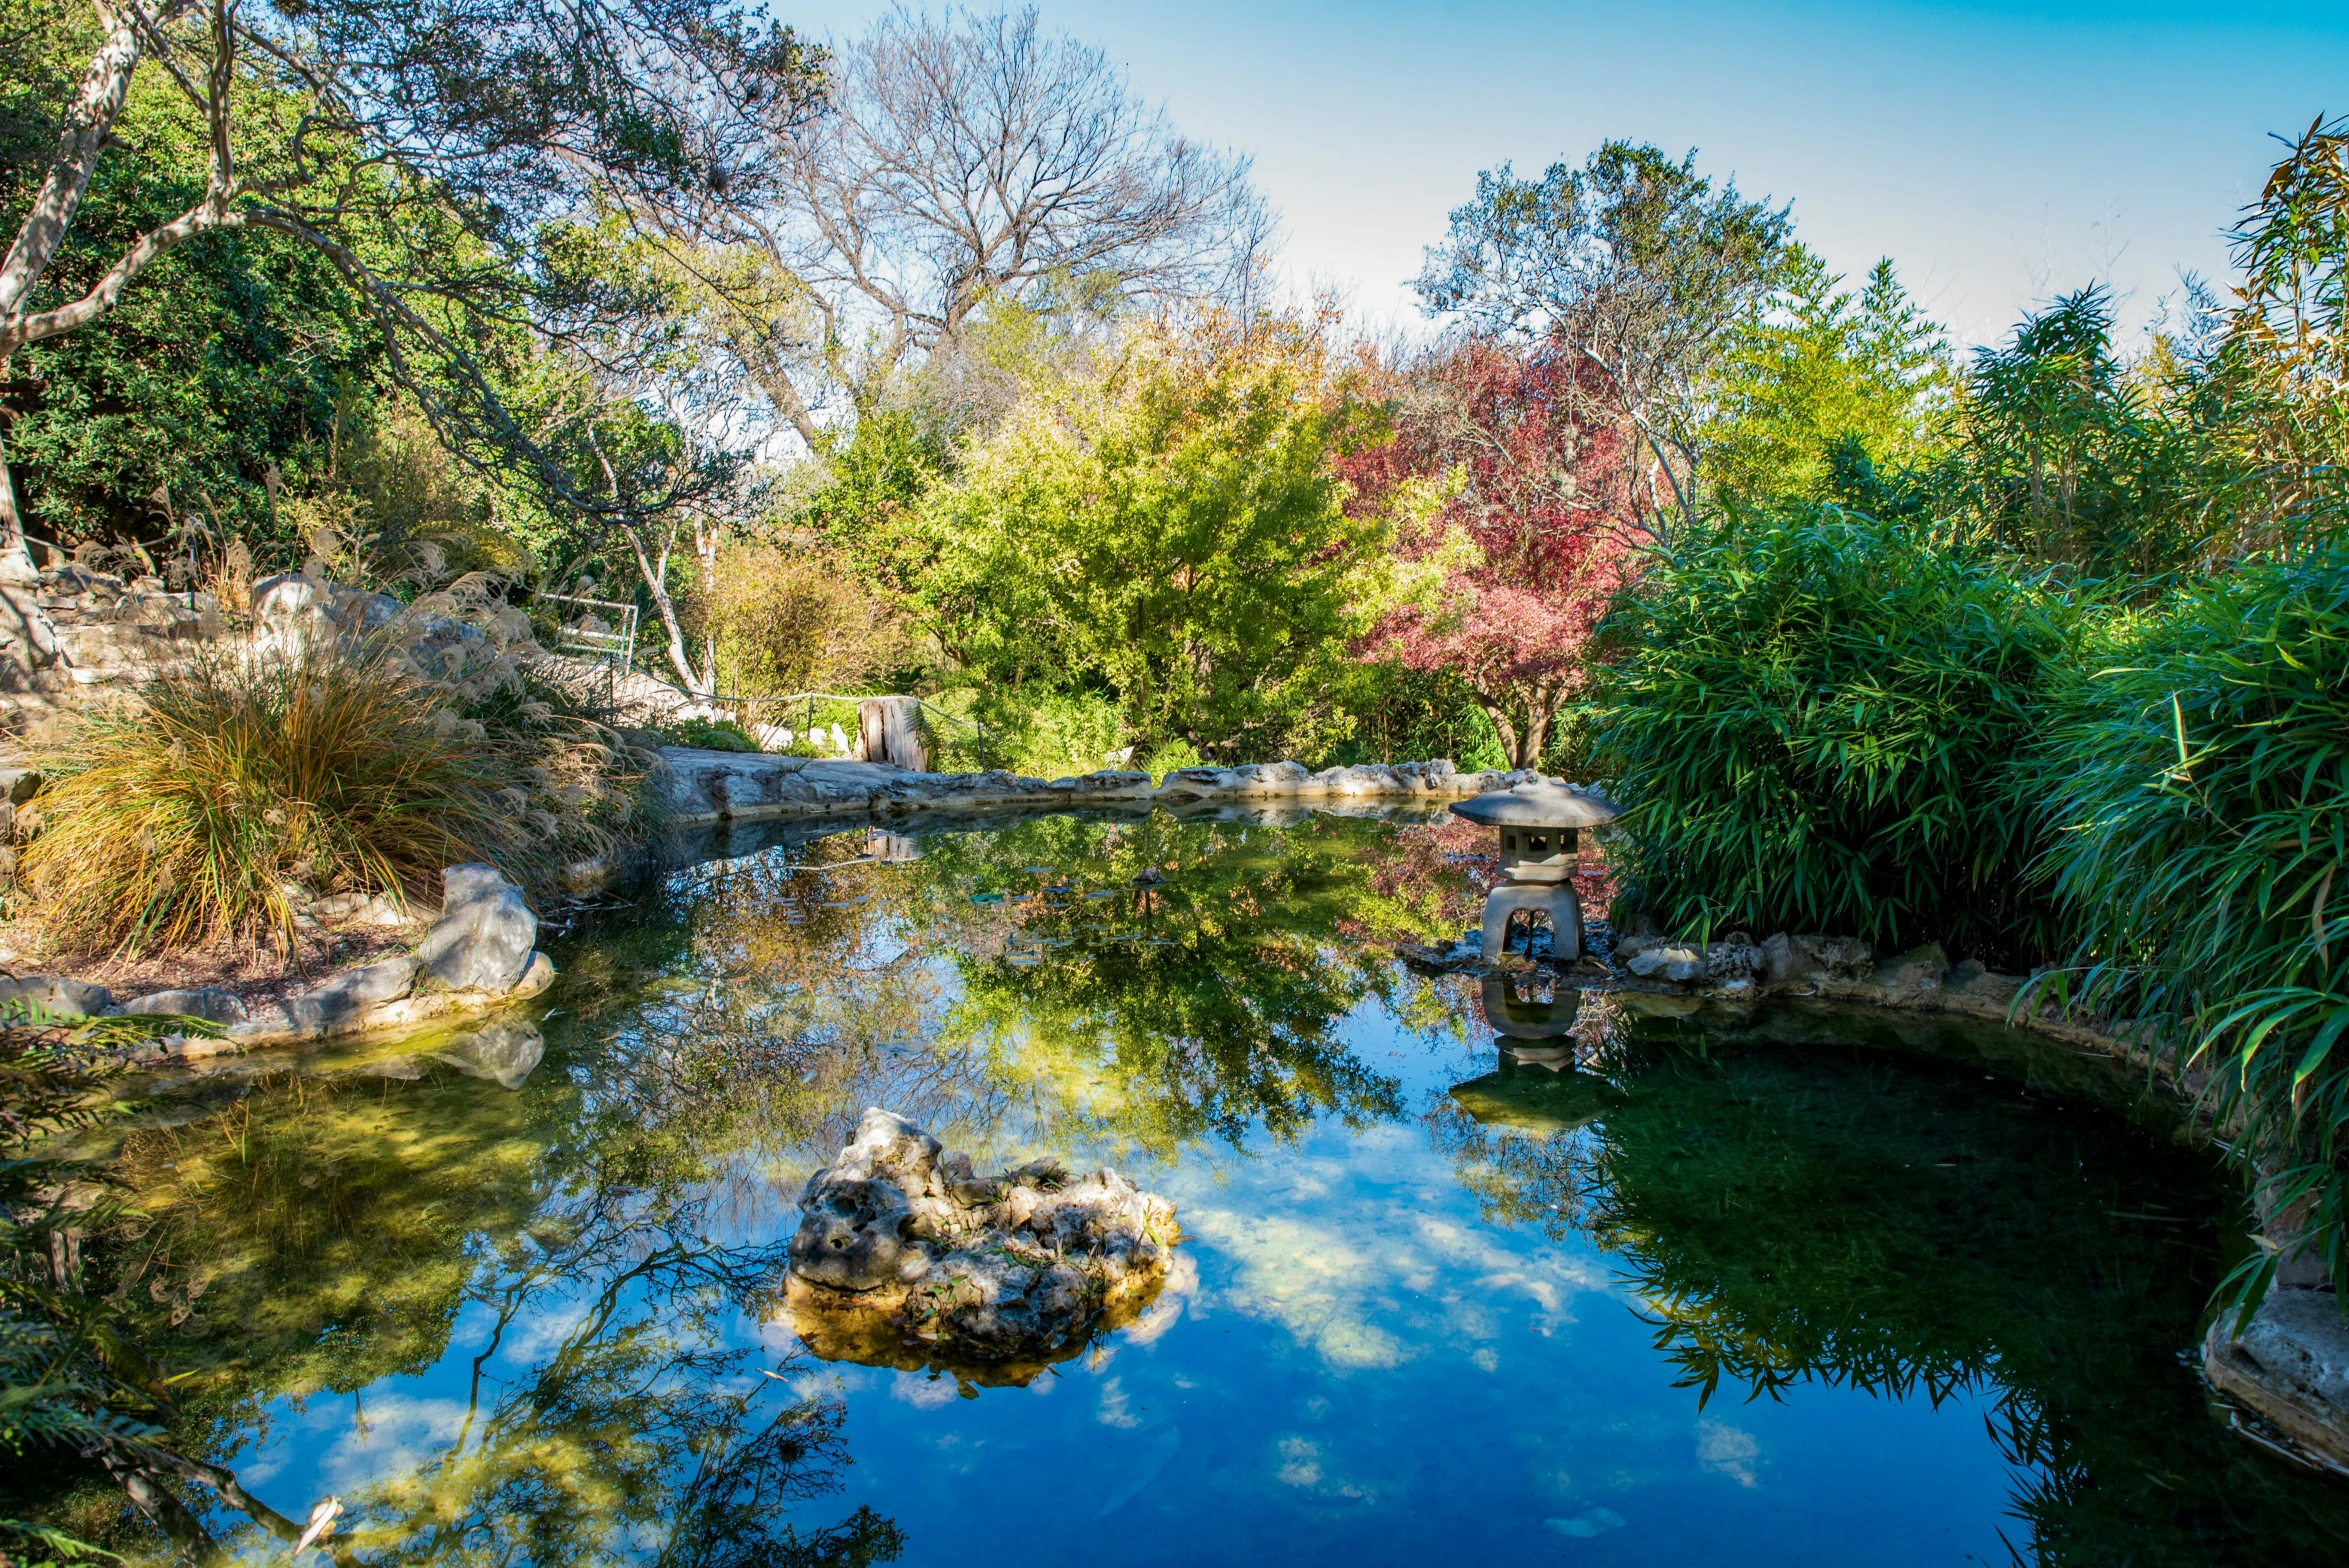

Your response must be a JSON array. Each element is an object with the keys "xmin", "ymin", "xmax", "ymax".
[
  {"xmin": 59, "ymin": 811, "xmax": 2339, "ymax": 1565},
  {"xmin": 1430, "ymin": 998, "xmax": 2349, "ymax": 1567},
  {"xmin": 80, "ymin": 1020, "xmax": 905, "ymax": 1564},
  {"xmin": 49, "ymin": 810, "xmax": 1476, "ymax": 1562}
]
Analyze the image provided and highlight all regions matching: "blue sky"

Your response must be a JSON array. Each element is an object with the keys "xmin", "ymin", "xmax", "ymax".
[{"xmin": 782, "ymin": 1, "xmax": 2347, "ymax": 346}]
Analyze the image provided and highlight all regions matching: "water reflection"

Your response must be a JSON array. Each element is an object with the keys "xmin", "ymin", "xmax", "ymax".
[
  {"xmin": 1432, "ymin": 1011, "xmax": 2349, "ymax": 1565},
  {"xmin": 86, "ymin": 1038, "xmax": 902, "ymax": 1565},
  {"xmin": 22, "ymin": 811, "xmax": 2349, "ymax": 1565}
]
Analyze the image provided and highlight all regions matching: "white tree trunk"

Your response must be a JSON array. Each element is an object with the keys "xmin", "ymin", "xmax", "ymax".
[{"xmin": 857, "ymin": 696, "xmax": 926, "ymax": 771}]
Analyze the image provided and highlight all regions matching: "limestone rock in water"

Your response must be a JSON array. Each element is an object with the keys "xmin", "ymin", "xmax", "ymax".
[
  {"xmin": 415, "ymin": 864, "xmax": 537, "ymax": 992},
  {"xmin": 1759, "ymin": 932, "xmax": 1877, "ymax": 985},
  {"xmin": 122, "ymin": 987, "xmax": 248, "ymax": 1025},
  {"xmin": 1703, "ymin": 934, "xmax": 1763, "ymax": 982},
  {"xmin": 2204, "ymin": 1288, "xmax": 2349, "ymax": 1468},
  {"xmin": 785, "ymin": 1109, "xmax": 1178, "ymax": 1382},
  {"xmin": 1872, "ymin": 943, "xmax": 1950, "ymax": 992},
  {"xmin": 1624, "ymin": 943, "xmax": 1704, "ymax": 982},
  {"xmin": 0, "ymin": 974, "xmax": 117, "ymax": 1018}
]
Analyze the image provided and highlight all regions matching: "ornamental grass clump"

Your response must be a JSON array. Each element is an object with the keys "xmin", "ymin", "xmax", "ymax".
[
  {"xmin": 1585, "ymin": 509, "xmax": 2079, "ymax": 962},
  {"xmin": 25, "ymin": 587, "xmax": 640, "ymax": 957},
  {"xmin": 2024, "ymin": 545, "xmax": 2349, "ymax": 1299}
]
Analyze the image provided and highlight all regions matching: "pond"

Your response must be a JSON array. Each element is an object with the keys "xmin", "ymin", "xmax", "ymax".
[{"xmin": 25, "ymin": 810, "xmax": 2349, "ymax": 1565}]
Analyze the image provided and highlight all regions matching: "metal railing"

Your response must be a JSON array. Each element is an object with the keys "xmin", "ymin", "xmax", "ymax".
[{"xmin": 537, "ymin": 592, "xmax": 639, "ymax": 679}]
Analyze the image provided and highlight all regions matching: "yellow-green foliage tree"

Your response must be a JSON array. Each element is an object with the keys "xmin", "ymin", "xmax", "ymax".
[
  {"xmin": 917, "ymin": 309, "xmax": 1405, "ymax": 764},
  {"xmin": 1701, "ymin": 244, "xmax": 1951, "ymax": 510},
  {"xmin": 689, "ymin": 535, "xmax": 906, "ymax": 701}
]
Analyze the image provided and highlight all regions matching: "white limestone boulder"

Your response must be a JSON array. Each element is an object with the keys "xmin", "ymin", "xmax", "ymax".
[{"xmin": 415, "ymin": 864, "xmax": 538, "ymax": 993}]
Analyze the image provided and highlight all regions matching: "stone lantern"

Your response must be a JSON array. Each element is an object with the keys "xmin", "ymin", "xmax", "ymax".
[{"xmin": 1449, "ymin": 779, "xmax": 1618, "ymax": 962}]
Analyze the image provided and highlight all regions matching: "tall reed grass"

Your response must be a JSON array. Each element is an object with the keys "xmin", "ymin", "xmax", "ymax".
[{"xmin": 25, "ymin": 644, "xmax": 529, "ymax": 955}]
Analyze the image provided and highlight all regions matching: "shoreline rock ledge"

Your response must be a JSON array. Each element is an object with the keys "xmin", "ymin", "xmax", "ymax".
[{"xmin": 783, "ymin": 1109, "xmax": 1178, "ymax": 1383}]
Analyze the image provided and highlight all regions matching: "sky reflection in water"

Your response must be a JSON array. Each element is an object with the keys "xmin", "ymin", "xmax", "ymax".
[{"xmin": 66, "ymin": 812, "xmax": 2349, "ymax": 1565}]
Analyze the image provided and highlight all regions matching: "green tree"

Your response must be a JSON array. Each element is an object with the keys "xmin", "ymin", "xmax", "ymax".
[
  {"xmin": 0, "ymin": 0, "xmax": 819, "ymax": 589},
  {"xmin": 919, "ymin": 311, "xmax": 1397, "ymax": 762},
  {"xmin": 1702, "ymin": 245, "xmax": 1950, "ymax": 510},
  {"xmin": 1415, "ymin": 141, "xmax": 1791, "ymax": 536}
]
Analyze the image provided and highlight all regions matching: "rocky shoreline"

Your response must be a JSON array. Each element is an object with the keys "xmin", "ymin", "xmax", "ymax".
[
  {"xmin": 651, "ymin": 749, "xmax": 1536, "ymax": 828},
  {"xmin": 4, "ymin": 863, "xmax": 556, "ymax": 1064}
]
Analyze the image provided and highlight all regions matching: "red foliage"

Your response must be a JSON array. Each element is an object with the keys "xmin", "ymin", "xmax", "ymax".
[{"xmin": 1344, "ymin": 338, "xmax": 1640, "ymax": 765}]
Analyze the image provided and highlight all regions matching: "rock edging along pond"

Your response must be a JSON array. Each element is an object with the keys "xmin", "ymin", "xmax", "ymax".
[
  {"xmin": 1, "ymin": 863, "xmax": 555, "ymax": 1056},
  {"xmin": 651, "ymin": 750, "xmax": 1527, "ymax": 828}
]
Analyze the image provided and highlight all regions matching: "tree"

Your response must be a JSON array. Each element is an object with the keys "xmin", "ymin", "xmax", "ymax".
[
  {"xmin": 0, "ymin": 0, "xmax": 821, "ymax": 590},
  {"xmin": 1937, "ymin": 287, "xmax": 2224, "ymax": 576},
  {"xmin": 1414, "ymin": 141, "xmax": 1790, "ymax": 541},
  {"xmin": 0, "ymin": 6, "xmax": 390, "ymax": 558},
  {"xmin": 1701, "ymin": 245, "xmax": 1950, "ymax": 510},
  {"xmin": 919, "ymin": 308, "xmax": 1394, "ymax": 762},
  {"xmin": 646, "ymin": 3, "xmax": 1267, "ymax": 450},
  {"xmin": 1348, "ymin": 336, "xmax": 1635, "ymax": 769},
  {"xmin": 2215, "ymin": 111, "xmax": 2349, "ymax": 546}
]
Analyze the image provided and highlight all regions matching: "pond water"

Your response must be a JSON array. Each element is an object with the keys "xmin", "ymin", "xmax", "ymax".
[{"xmin": 28, "ymin": 811, "xmax": 2349, "ymax": 1564}]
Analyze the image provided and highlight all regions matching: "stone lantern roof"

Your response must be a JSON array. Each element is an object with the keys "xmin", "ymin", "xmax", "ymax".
[{"xmin": 1448, "ymin": 778, "xmax": 1619, "ymax": 830}]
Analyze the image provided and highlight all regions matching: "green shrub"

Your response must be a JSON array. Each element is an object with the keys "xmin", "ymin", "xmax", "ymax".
[
  {"xmin": 1586, "ymin": 509, "xmax": 2077, "ymax": 960},
  {"xmin": 2025, "ymin": 545, "xmax": 2349, "ymax": 1298},
  {"xmin": 924, "ymin": 688, "xmax": 1131, "ymax": 778},
  {"xmin": 660, "ymin": 716, "xmax": 762, "ymax": 753},
  {"xmin": 1328, "ymin": 664, "xmax": 1508, "ymax": 772}
]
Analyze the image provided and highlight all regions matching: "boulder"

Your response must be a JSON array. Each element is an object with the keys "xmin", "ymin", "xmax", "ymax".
[
  {"xmin": 1153, "ymin": 767, "xmax": 1240, "ymax": 798},
  {"xmin": 1390, "ymin": 759, "xmax": 1459, "ymax": 792},
  {"xmin": 1232, "ymin": 760, "xmax": 1311, "ymax": 791},
  {"xmin": 249, "ymin": 573, "xmax": 332, "ymax": 663},
  {"xmin": 1705, "ymin": 934, "xmax": 1764, "ymax": 982},
  {"xmin": 1945, "ymin": 961, "xmax": 2024, "ymax": 1007},
  {"xmin": 1072, "ymin": 769, "xmax": 1154, "ymax": 799},
  {"xmin": 431, "ymin": 1019, "xmax": 546, "ymax": 1089},
  {"xmin": 286, "ymin": 956, "xmax": 419, "ymax": 1030},
  {"xmin": 414, "ymin": 864, "xmax": 537, "ymax": 993},
  {"xmin": 0, "ymin": 974, "xmax": 116, "ymax": 1018},
  {"xmin": 1625, "ymin": 943, "xmax": 1705, "ymax": 983},
  {"xmin": 1873, "ymin": 943, "xmax": 1950, "ymax": 992},
  {"xmin": 121, "ymin": 987, "xmax": 247, "ymax": 1025},
  {"xmin": 2205, "ymin": 1289, "xmax": 2349, "ymax": 1468},
  {"xmin": 785, "ymin": 1109, "xmax": 1177, "ymax": 1379},
  {"xmin": 1760, "ymin": 932, "xmax": 1876, "ymax": 985},
  {"xmin": 1314, "ymin": 763, "xmax": 1399, "ymax": 795},
  {"xmin": 307, "ymin": 890, "xmax": 409, "ymax": 928},
  {"xmin": 250, "ymin": 574, "xmax": 401, "ymax": 663}
]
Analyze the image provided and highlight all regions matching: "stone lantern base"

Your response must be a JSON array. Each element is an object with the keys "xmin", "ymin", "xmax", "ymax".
[{"xmin": 1479, "ymin": 882, "xmax": 1584, "ymax": 963}]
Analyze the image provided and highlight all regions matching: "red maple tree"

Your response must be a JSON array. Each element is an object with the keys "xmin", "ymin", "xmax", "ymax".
[{"xmin": 1346, "ymin": 336, "xmax": 1639, "ymax": 768}]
